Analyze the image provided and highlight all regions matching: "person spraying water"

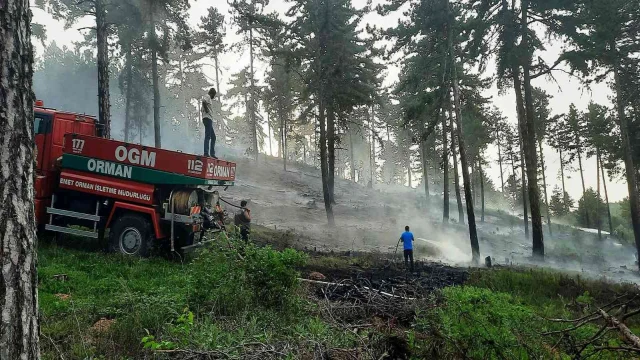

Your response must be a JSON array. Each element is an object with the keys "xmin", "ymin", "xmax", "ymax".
[{"xmin": 398, "ymin": 226, "xmax": 415, "ymax": 273}]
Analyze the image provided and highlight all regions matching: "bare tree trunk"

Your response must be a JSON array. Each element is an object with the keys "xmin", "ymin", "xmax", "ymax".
[
  {"xmin": 96, "ymin": 0, "xmax": 111, "ymax": 139},
  {"xmin": 327, "ymin": 106, "xmax": 336, "ymax": 203},
  {"xmin": 319, "ymin": 100, "xmax": 335, "ymax": 226},
  {"xmin": 578, "ymin": 150, "xmax": 589, "ymax": 226},
  {"xmin": 124, "ymin": 44, "xmax": 133, "ymax": 143},
  {"xmin": 448, "ymin": 10, "xmax": 480, "ymax": 261},
  {"xmin": 267, "ymin": 112, "xmax": 272, "ymax": 157},
  {"xmin": 479, "ymin": 158, "xmax": 485, "ymax": 223},
  {"xmin": 407, "ymin": 160, "xmax": 412, "ymax": 188},
  {"xmin": 349, "ymin": 129, "xmax": 355, "ymax": 181},
  {"xmin": 442, "ymin": 110, "xmax": 449, "ymax": 223},
  {"xmin": 0, "ymin": 0, "xmax": 40, "ymax": 356},
  {"xmin": 600, "ymin": 155, "xmax": 614, "ymax": 234},
  {"xmin": 559, "ymin": 148, "xmax": 566, "ymax": 195},
  {"xmin": 150, "ymin": 8, "xmax": 161, "ymax": 148},
  {"xmin": 597, "ymin": 147, "xmax": 602, "ymax": 240},
  {"xmin": 497, "ymin": 128, "xmax": 505, "ymax": 193},
  {"xmin": 539, "ymin": 140, "xmax": 552, "ymax": 235},
  {"xmin": 449, "ymin": 107, "xmax": 464, "ymax": 224},
  {"xmin": 421, "ymin": 141, "xmax": 430, "ymax": 201},
  {"xmin": 614, "ymin": 64, "xmax": 640, "ymax": 270},
  {"xmin": 521, "ymin": 0, "xmax": 544, "ymax": 259},
  {"xmin": 249, "ymin": 27, "xmax": 258, "ymax": 161},
  {"xmin": 517, "ymin": 126, "xmax": 529, "ymax": 239},
  {"xmin": 370, "ymin": 105, "xmax": 376, "ymax": 188}
]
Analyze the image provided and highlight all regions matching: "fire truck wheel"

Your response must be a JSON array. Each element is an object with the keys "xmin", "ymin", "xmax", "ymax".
[{"xmin": 109, "ymin": 214, "xmax": 152, "ymax": 257}]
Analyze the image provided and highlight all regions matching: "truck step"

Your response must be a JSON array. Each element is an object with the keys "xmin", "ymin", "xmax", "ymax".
[
  {"xmin": 46, "ymin": 207, "xmax": 101, "ymax": 222},
  {"xmin": 45, "ymin": 225, "xmax": 99, "ymax": 239}
]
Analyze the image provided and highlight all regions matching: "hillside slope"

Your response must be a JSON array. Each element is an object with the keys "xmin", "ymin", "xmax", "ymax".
[{"xmin": 221, "ymin": 153, "xmax": 639, "ymax": 282}]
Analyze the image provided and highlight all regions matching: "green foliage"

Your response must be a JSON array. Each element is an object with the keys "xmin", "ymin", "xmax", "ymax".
[
  {"xmin": 549, "ymin": 186, "xmax": 574, "ymax": 217},
  {"xmin": 575, "ymin": 188, "xmax": 607, "ymax": 229},
  {"xmin": 413, "ymin": 287, "xmax": 553, "ymax": 359}
]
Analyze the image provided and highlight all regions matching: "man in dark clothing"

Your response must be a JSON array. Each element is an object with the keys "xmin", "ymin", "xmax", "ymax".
[
  {"xmin": 398, "ymin": 225, "xmax": 415, "ymax": 272},
  {"xmin": 202, "ymin": 88, "xmax": 217, "ymax": 158},
  {"xmin": 234, "ymin": 200, "xmax": 251, "ymax": 242}
]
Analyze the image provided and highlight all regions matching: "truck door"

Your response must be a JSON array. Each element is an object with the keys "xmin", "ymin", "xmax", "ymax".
[{"xmin": 33, "ymin": 113, "xmax": 52, "ymax": 173}]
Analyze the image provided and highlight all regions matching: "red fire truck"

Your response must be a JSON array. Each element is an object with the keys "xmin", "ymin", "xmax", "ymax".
[{"xmin": 34, "ymin": 100, "xmax": 236, "ymax": 256}]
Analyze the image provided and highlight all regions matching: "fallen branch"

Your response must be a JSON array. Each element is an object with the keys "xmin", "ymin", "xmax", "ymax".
[
  {"xmin": 299, "ymin": 278, "xmax": 416, "ymax": 300},
  {"xmin": 598, "ymin": 308, "xmax": 640, "ymax": 349}
]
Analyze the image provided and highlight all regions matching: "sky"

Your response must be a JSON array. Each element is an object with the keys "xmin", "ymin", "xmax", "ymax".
[{"xmin": 31, "ymin": 0, "xmax": 630, "ymax": 204}]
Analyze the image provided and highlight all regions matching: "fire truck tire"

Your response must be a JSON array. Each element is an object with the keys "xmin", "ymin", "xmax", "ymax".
[{"xmin": 109, "ymin": 214, "xmax": 153, "ymax": 257}]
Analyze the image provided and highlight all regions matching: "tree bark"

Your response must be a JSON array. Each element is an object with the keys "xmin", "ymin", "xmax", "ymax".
[
  {"xmin": 614, "ymin": 66, "xmax": 640, "ymax": 269},
  {"xmin": 150, "ymin": 8, "xmax": 161, "ymax": 148},
  {"xmin": 96, "ymin": 0, "xmax": 111, "ymax": 139},
  {"xmin": 0, "ymin": 0, "xmax": 40, "ymax": 357},
  {"xmin": 442, "ymin": 110, "xmax": 449, "ymax": 223},
  {"xmin": 449, "ymin": 106, "xmax": 464, "ymax": 224},
  {"xmin": 600, "ymin": 155, "xmax": 613, "ymax": 234},
  {"xmin": 520, "ymin": 0, "xmax": 544, "ymax": 259},
  {"xmin": 539, "ymin": 140, "xmax": 552, "ymax": 235},
  {"xmin": 124, "ymin": 44, "xmax": 133, "ymax": 143}
]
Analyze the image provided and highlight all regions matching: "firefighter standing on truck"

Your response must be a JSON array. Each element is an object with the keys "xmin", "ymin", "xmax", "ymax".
[
  {"xmin": 202, "ymin": 88, "xmax": 217, "ymax": 158},
  {"xmin": 234, "ymin": 200, "xmax": 251, "ymax": 242}
]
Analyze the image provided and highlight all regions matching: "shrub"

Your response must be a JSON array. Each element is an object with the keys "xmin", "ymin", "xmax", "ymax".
[{"xmin": 244, "ymin": 246, "xmax": 307, "ymax": 308}]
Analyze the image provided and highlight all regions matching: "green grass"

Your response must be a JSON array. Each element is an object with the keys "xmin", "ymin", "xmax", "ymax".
[
  {"xmin": 405, "ymin": 268, "xmax": 639, "ymax": 359},
  {"xmin": 37, "ymin": 235, "xmax": 357, "ymax": 359}
]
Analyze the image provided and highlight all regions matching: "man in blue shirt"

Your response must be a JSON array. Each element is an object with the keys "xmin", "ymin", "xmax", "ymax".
[{"xmin": 398, "ymin": 226, "xmax": 415, "ymax": 272}]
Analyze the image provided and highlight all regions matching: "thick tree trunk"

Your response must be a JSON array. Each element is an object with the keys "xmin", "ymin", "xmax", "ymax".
[
  {"xmin": 267, "ymin": 112, "xmax": 272, "ymax": 157},
  {"xmin": 520, "ymin": 1, "xmax": 544, "ymax": 259},
  {"xmin": 319, "ymin": 100, "xmax": 335, "ymax": 226},
  {"xmin": 497, "ymin": 128, "xmax": 505, "ymax": 193},
  {"xmin": 539, "ymin": 140, "xmax": 552, "ymax": 235},
  {"xmin": 327, "ymin": 106, "xmax": 336, "ymax": 203},
  {"xmin": 479, "ymin": 159, "xmax": 485, "ymax": 223},
  {"xmin": 249, "ymin": 27, "xmax": 258, "ymax": 160},
  {"xmin": 124, "ymin": 44, "xmax": 133, "ymax": 143},
  {"xmin": 449, "ymin": 107, "xmax": 464, "ymax": 223},
  {"xmin": 96, "ymin": 0, "xmax": 111, "ymax": 139},
  {"xmin": 442, "ymin": 110, "xmax": 449, "ymax": 223},
  {"xmin": 407, "ymin": 160, "xmax": 412, "ymax": 188},
  {"xmin": 614, "ymin": 65, "xmax": 640, "ymax": 270},
  {"xmin": 281, "ymin": 113, "xmax": 287, "ymax": 171},
  {"xmin": 0, "ymin": 0, "xmax": 40, "ymax": 357},
  {"xmin": 150, "ymin": 9, "xmax": 161, "ymax": 148},
  {"xmin": 600, "ymin": 156, "xmax": 613, "ymax": 234}
]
